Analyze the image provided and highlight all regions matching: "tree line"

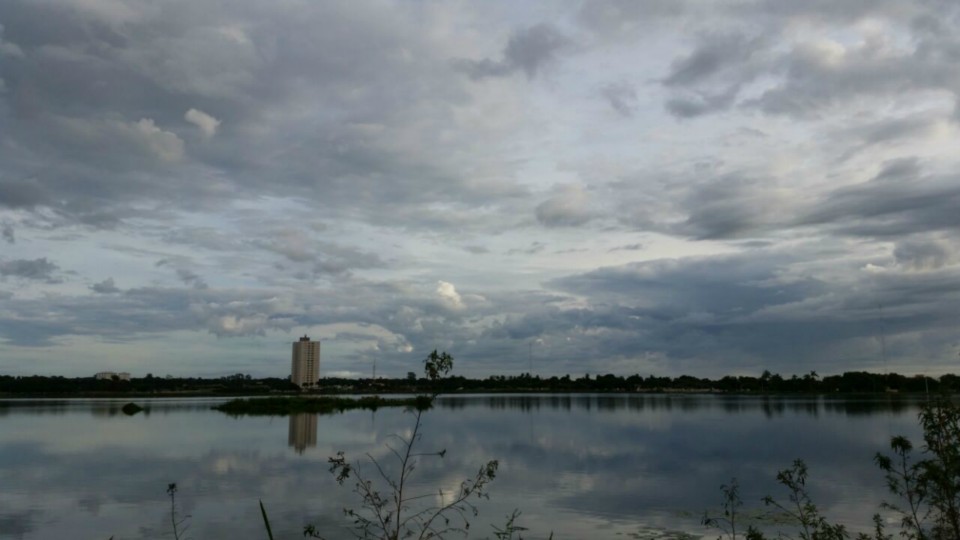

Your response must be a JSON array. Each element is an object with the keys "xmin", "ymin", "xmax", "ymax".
[{"xmin": 2, "ymin": 369, "xmax": 957, "ymax": 395}]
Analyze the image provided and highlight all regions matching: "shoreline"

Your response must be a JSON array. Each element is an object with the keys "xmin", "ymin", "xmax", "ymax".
[{"xmin": 0, "ymin": 389, "xmax": 944, "ymax": 400}]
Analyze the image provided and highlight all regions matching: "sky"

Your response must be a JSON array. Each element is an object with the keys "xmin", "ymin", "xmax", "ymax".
[{"xmin": 1, "ymin": 0, "xmax": 959, "ymax": 379}]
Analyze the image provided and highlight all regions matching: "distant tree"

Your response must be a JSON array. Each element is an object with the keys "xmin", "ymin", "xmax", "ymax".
[{"xmin": 424, "ymin": 350, "xmax": 453, "ymax": 381}]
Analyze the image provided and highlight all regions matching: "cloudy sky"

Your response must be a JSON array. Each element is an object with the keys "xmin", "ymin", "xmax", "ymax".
[{"xmin": 1, "ymin": 0, "xmax": 959, "ymax": 379}]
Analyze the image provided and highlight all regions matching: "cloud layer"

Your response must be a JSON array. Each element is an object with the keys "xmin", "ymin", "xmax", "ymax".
[{"xmin": 1, "ymin": 0, "xmax": 958, "ymax": 377}]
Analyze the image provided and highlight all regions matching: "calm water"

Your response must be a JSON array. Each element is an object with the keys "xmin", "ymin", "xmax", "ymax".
[{"xmin": 0, "ymin": 394, "xmax": 929, "ymax": 539}]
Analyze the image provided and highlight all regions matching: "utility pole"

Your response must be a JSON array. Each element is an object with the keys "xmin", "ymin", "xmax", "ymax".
[{"xmin": 529, "ymin": 341, "xmax": 533, "ymax": 374}]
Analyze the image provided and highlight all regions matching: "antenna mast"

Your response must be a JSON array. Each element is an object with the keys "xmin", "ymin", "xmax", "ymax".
[
  {"xmin": 878, "ymin": 304, "xmax": 888, "ymax": 373},
  {"xmin": 529, "ymin": 341, "xmax": 533, "ymax": 374}
]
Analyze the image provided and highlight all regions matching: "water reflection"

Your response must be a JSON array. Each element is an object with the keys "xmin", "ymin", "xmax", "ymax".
[
  {"xmin": 0, "ymin": 398, "xmax": 227, "ymax": 416},
  {"xmin": 0, "ymin": 394, "xmax": 936, "ymax": 540},
  {"xmin": 288, "ymin": 413, "xmax": 318, "ymax": 454},
  {"xmin": 435, "ymin": 393, "xmax": 924, "ymax": 417}
]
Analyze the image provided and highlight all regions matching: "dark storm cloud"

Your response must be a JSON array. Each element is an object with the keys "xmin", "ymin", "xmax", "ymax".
[
  {"xmin": 610, "ymin": 154, "xmax": 956, "ymax": 243},
  {"xmin": 265, "ymin": 238, "xmax": 386, "ymax": 274},
  {"xmin": 0, "ymin": 257, "xmax": 60, "ymax": 282},
  {"xmin": 175, "ymin": 268, "xmax": 208, "ymax": 290},
  {"xmin": 0, "ymin": 273, "xmax": 413, "ymax": 352},
  {"xmin": 543, "ymin": 248, "xmax": 960, "ymax": 373},
  {"xmin": 507, "ymin": 242, "xmax": 546, "ymax": 256},
  {"xmin": 656, "ymin": 2, "xmax": 960, "ymax": 120},
  {"xmin": 662, "ymin": 35, "xmax": 760, "ymax": 87},
  {"xmin": 90, "ymin": 278, "xmax": 121, "ymax": 294},
  {"xmin": 0, "ymin": 508, "xmax": 38, "ymax": 538},
  {"xmin": 0, "ymin": 285, "xmax": 293, "ymax": 345},
  {"xmin": 607, "ymin": 167, "xmax": 790, "ymax": 241},
  {"xmin": 674, "ymin": 174, "xmax": 786, "ymax": 239},
  {"xmin": 607, "ymin": 243, "xmax": 644, "ymax": 252},
  {"xmin": 664, "ymin": 91, "xmax": 738, "ymax": 119},
  {"xmin": 1, "ymin": 222, "xmax": 13, "ymax": 243},
  {"xmin": 600, "ymin": 81, "xmax": 638, "ymax": 117},
  {"xmin": 797, "ymin": 160, "xmax": 960, "ymax": 238},
  {"xmin": 0, "ymin": 177, "xmax": 50, "ymax": 209},
  {"xmin": 0, "ymin": 0, "xmax": 529, "ymax": 231},
  {"xmin": 831, "ymin": 114, "xmax": 945, "ymax": 161},
  {"xmin": 661, "ymin": 34, "xmax": 764, "ymax": 118},
  {"xmin": 457, "ymin": 24, "xmax": 571, "ymax": 79},
  {"xmin": 848, "ymin": 115, "xmax": 939, "ymax": 147},
  {"xmin": 893, "ymin": 239, "xmax": 954, "ymax": 271},
  {"xmin": 747, "ymin": 40, "xmax": 960, "ymax": 118},
  {"xmin": 553, "ymin": 252, "xmax": 819, "ymax": 315},
  {"xmin": 1, "ymin": 0, "xmax": 959, "ymax": 379}
]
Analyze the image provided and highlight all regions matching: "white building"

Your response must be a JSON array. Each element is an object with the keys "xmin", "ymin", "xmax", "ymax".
[{"xmin": 291, "ymin": 335, "xmax": 320, "ymax": 388}]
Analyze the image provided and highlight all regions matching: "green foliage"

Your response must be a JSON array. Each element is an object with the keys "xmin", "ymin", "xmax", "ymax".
[
  {"xmin": 259, "ymin": 500, "xmax": 275, "ymax": 540},
  {"xmin": 705, "ymin": 462, "xmax": 847, "ymax": 540},
  {"xmin": 917, "ymin": 399, "xmax": 960, "ymax": 539},
  {"xmin": 121, "ymin": 402, "xmax": 143, "ymax": 415},
  {"xmin": 760, "ymin": 460, "xmax": 848, "ymax": 540},
  {"xmin": 166, "ymin": 483, "xmax": 191, "ymax": 540},
  {"xmin": 705, "ymin": 398, "xmax": 960, "ymax": 540},
  {"xmin": 627, "ymin": 527, "xmax": 700, "ymax": 540},
  {"xmin": 491, "ymin": 510, "xmax": 529, "ymax": 540},
  {"xmin": 0, "ymin": 369, "xmax": 950, "ymax": 396},
  {"xmin": 424, "ymin": 350, "xmax": 454, "ymax": 382},
  {"xmin": 304, "ymin": 406, "xmax": 498, "ymax": 540},
  {"xmin": 702, "ymin": 478, "xmax": 761, "ymax": 540},
  {"xmin": 875, "ymin": 436, "xmax": 927, "ymax": 539},
  {"xmin": 874, "ymin": 397, "xmax": 960, "ymax": 540},
  {"xmin": 298, "ymin": 351, "xmax": 501, "ymax": 540},
  {"xmin": 212, "ymin": 396, "xmax": 423, "ymax": 416}
]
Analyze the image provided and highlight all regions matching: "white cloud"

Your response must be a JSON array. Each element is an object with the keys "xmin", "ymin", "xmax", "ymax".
[
  {"xmin": 211, "ymin": 315, "xmax": 269, "ymax": 336},
  {"xmin": 436, "ymin": 280, "xmax": 464, "ymax": 310},
  {"xmin": 185, "ymin": 108, "xmax": 222, "ymax": 138},
  {"xmin": 0, "ymin": 24, "xmax": 24, "ymax": 58},
  {"xmin": 131, "ymin": 118, "xmax": 185, "ymax": 162},
  {"xmin": 0, "ymin": 42, "xmax": 21, "ymax": 58}
]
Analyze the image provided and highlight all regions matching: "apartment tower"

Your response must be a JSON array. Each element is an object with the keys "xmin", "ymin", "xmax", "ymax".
[{"xmin": 291, "ymin": 335, "xmax": 320, "ymax": 388}]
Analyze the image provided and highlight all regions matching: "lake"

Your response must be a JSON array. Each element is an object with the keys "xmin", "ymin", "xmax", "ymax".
[{"xmin": 0, "ymin": 394, "xmax": 929, "ymax": 539}]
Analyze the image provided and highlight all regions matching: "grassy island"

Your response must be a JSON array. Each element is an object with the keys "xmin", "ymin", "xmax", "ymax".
[{"xmin": 212, "ymin": 395, "xmax": 432, "ymax": 416}]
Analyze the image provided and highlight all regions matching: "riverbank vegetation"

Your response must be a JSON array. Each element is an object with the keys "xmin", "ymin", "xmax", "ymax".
[
  {"xmin": 146, "ymin": 351, "xmax": 960, "ymax": 539},
  {"xmin": 699, "ymin": 396, "xmax": 960, "ymax": 540},
  {"xmin": 1, "ymin": 370, "xmax": 956, "ymax": 397},
  {"xmin": 212, "ymin": 395, "xmax": 431, "ymax": 416}
]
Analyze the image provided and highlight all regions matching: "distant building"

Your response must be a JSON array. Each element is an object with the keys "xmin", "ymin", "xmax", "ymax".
[
  {"xmin": 291, "ymin": 335, "xmax": 320, "ymax": 388},
  {"xmin": 94, "ymin": 371, "xmax": 131, "ymax": 381}
]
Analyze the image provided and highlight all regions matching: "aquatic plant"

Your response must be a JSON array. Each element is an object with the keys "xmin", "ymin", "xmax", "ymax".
[
  {"xmin": 212, "ymin": 395, "xmax": 426, "ymax": 416},
  {"xmin": 121, "ymin": 402, "xmax": 143, "ymax": 415},
  {"xmin": 166, "ymin": 483, "xmax": 191, "ymax": 540},
  {"xmin": 293, "ymin": 351, "xmax": 501, "ymax": 540},
  {"xmin": 705, "ymin": 397, "xmax": 960, "ymax": 540}
]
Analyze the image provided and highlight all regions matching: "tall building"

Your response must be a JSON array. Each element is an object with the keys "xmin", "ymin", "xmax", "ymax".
[{"xmin": 291, "ymin": 335, "xmax": 320, "ymax": 388}]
